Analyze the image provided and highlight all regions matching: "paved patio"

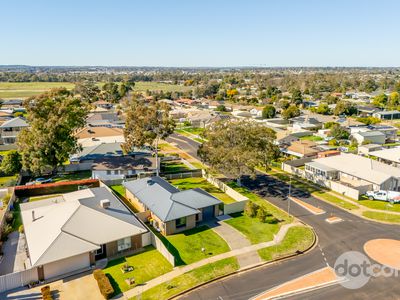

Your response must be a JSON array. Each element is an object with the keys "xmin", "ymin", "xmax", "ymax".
[{"xmin": 0, "ymin": 231, "xmax": 27, "ymax": 275}]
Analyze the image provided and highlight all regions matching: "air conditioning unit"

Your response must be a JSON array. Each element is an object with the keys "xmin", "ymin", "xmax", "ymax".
[{"xmin": 100, "ymin": 199, "xmax": 111, "ymax": 209}]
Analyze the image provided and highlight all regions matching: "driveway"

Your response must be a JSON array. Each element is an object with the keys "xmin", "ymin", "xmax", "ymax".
[{"xmin": 0, "ymin": 231, "xmax": 27, "ymax": 275}]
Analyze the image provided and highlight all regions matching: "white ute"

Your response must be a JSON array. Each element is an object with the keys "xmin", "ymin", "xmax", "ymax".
[{"xmin": 365, "ymin": 190, "xmax": 400, "ymax": 203}]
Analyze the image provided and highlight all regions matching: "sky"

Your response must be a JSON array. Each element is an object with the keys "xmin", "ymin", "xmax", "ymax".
[{"xmin": 1, "ymin": 0, "xmax": 400, "ymax": 67}]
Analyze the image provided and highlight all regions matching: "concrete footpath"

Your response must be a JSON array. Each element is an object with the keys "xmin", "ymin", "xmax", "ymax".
[{"xmin": 121, "ymin": 222, "xmax": 299, "ymax": 299}]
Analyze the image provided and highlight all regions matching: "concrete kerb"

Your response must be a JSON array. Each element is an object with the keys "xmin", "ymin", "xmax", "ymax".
[{"xmin": 169, "ymin": 225, "xmax": 318, "ymax": 300}]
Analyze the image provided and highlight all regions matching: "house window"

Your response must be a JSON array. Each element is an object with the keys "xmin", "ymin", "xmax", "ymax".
[
  {"xmin": 117, "ymin": 237, "xmax": 132, "ymax": 251},
  {"xmin": 176, "ymin": 217, "xmax": 186, "ymax": 228},
  {"xmin": 106, "ymin": 170, "xmax": 111, "ymax": 175}
]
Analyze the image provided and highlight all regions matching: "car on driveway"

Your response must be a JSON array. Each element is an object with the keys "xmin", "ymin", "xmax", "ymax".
[{"xmin": 35, "ymin": 178, "xmax": 53, "ymax": 184}]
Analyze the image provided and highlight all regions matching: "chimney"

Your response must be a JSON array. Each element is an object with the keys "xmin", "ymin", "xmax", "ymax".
[
  {"xmin": 100, "ymin": 199, "xmax": 111, "ymax": 209},
  {"xmin": 32, "ymin": 210, "xmax": 36, "ymax": 221}
]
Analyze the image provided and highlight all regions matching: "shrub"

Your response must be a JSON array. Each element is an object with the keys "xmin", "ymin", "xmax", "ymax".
[
  {"xmin": 5, "ymin": 212, "xmax": 13, "ymax": 224},
  {"xmin": 41, "ymin": 285, "xmax": 52, "ymax": 300},
  {"xmin": 244, "ymin": 201, "xmax": 259, "ymax": 218},
  {"xmin": 257, "ymin": 207, "xmax": 267, "ymax": 223},
  {"xmin": 93, "ymin": 269, "xmax": 114, "ymax": 299},
  {"xmin": 18, "ymin": 225, "xmax": 24, "ymax": 233}
]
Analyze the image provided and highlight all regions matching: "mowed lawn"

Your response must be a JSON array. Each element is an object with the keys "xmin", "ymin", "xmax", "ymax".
[
  {"xmin": 164, "ymin": 225, "xmax": 230, "ymax": 265},
  {"xmin": 0, "ymin": 81, "xmax": 191, "ymax": 98},
  {"xmin": 168, "ymin": 177, "xmax": 236, "ymax": 204},
  {"xmin": 225, "ymin": 212, "xmax": 280, "ymax": 244},
  {"xmin": 103, "ymin": 246, "xmax": 173, "ymax": 294}
]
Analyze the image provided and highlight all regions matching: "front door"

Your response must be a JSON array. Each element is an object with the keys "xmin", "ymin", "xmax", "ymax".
[{"xmin": 95, "ymin": 244, "xmax": 107, "ymax": 260}]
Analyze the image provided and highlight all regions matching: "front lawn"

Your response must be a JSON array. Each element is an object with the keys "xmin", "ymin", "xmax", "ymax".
[
  {"xmin": 358, "ymin": 199, "xmax": 400, "ymax": 213},
  {"xmin": 299, "ymin": 135, "xmax": 323, "ymax": 141},
  {"xmin": 103, "ymin": 246, "xmax": 173, "ymax": 295},
  {"xmin": 164, "ymin": 225, "xmax": 230, "ymax": 265},
  {"xmin": 132, "ymin": 257, "xmax": 239, "ymax": 300},
  {"xmin": 169, "ymin": 177, "xmax": 236, "ymax": 204},
  {"xmin": 225, "ymin": 212, "xmax": 280, "ymax": 244},
  {"xmin": 258, "ymin": 226, "xmax": 315, "ymax": 261},
  {"xmin": 362, "ymin": 211, "xmax": 400, "ymax": 223}
]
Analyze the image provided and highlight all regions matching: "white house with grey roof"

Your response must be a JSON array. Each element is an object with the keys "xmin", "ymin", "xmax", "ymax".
[
  {"xmin": 0, "ymin": 117, "xmax": 28, "ymax": 144},
  {"xmin": 20, "ymin": 187, "xmax": 149, "ymax": 281},
  {"xmin": 123, "ymin": 177, "xmax": 222, "ymax": 235}
]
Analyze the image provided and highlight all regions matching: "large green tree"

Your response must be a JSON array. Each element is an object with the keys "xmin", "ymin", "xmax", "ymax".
[
  {"xmin": 123, "ymin": 99, "xmax": 175, "ymax": 175},
  {"xmin": 281, "ymin": 104, "xmax": 301, "ymax": 119},
  {"xmin": 17, "ymin": 88, "xmax": 90, "ymax": 175},
  {"xmin": 73, "ymin": 81, "xmax": 101, "ymax": 102},
  {"xmin": 333, "ymin": 100, "xmax": 357, "ymax": 116},
  {"xmin": 0, "ymin": 150, "xmax": 22, "ymax": 175},
  {"xmin": 262, "ymin": 105, "xmax": 276, "ymax": 119},
  {"xmin": 198, "ymin": 121, "xmax": 280, "ymax": 185}
]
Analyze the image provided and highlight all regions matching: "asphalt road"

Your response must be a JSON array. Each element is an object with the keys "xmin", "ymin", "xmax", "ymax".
[{"xmin": 168, "ymin": 133, "xmax": 400, "ymax": 300}]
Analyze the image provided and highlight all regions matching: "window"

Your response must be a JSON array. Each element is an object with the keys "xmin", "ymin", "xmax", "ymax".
[
  {"xmin": 176, "ymin": 217, "xmax": 186, "ymax": 228},
  {"xmin": 117, "ymin": 237, "xmax": 132, "ymax": 251},
  {"xmin": 106, "ymin": 170, "xmax": 111, "ymax": 175}
]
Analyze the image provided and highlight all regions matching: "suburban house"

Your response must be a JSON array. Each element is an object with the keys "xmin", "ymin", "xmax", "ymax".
[
  {"xmin": 284, "ymin": 140, "xmax": 320, "ymax": 158},
  {"xmin": 290, "ymin": 116, "xmax": 323, "ymax": 130},
  {"xmin": 304, "ymin": 153, "xmax": 400, "ymax": 193},
  {"xmin": 123, "ymin": 177, "xmax": 222, "ymax": 235},
  {"xmin": 367, "ymin": 125, "xmax": 397, "ymax": 142},
  {"xmin": 369, "ymin": 147, "xmax": 400, "ymax": 168},
  {"xmin": 92, "ymin": 100, "xmax": 113, "ymax": 110},
  {"xmin": 76, "ymin": 126, "xmax": 124, "ymax": 147},
  {"xmin": 351, "ymin": 130, "xmax": 386, "ymax": 145},
  {"xmin": 86, "ymin": 112, "xmax": 124, "ymax": 128},
  {"xmin": 0, "ymin": 117, "xmax": 29, "ymax": 145},
  {"xmin": 92, "ymin": 156, "xmax": 159, "ymax": 181},
  {"xmin": 1, "ymin": 99, "xmax": 24, "ymax": 110},
  {"xmin": 358, "ymin": 144, "xmax": 383, "ymax": 156},
  {"xmin": 356, "ymin": 106, "xmax": 378, "ymax": 117},
  {"xmin": 372, "ymin": 110, "xmax": 400, "ymax": 120},
  {"xmin": 20, "ymin": 187, "xmax": 149, "ymax": 281},
  {"xmin": 249, "ymin": 107, "xmax": 263, "ymax": 118}
]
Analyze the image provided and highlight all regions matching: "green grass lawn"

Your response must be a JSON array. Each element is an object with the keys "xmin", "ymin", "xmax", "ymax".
[
  {"xmin": 258, "ymin": 226, "xmax": 315, "ymax": 261},
  {"xmin": 52, "ymin": 170, "xmax": 92, "ymax": 182},
  {"xmin": 164, "ymin": 225, "xmax": 230, "ymax": 265},
  {"xmin": 131, "ymin": 257, "xmax": 239, "ymax": 300},
  {"xmin": 227, "ymin": 182, "xmax": 292, "ymax": 223},
  {"xmin": 104, "ymin": 246, "xmax": 173, "ymax": 295},
  {"xmin": 362, "ymin": 211, "xmax": 400, "ymax": 223},
  {"xmin": 110, "ymin": 185, "xmax": 138, "ymax": 213},
  {"xmin": 357, "ymin": 199, "xmax": 400, "ymax": 213},
  {"xmin": 161, "ymin": 160, "xmax": 191, "ymax": 173},
  {"xmin": 168, "ymin": 177, "xmax": 236, "ymax": 204},
  {"xmin": 299, "ymin": 135, "xmax": 323, "ymax": 141},
  {"xmin": 0, "ymin": 81, "xmax": 191, "ymax": 99},
  {"xmin": 10, "ymin": 201, "xmax": 22, "ymax": 231},
  {"xmin": 225, "ymin": 212, "xmax": 280, "ymax": 244},
  {"xmin": 0, "ymin": 175, "xmax": 18, "ymax": 188}
]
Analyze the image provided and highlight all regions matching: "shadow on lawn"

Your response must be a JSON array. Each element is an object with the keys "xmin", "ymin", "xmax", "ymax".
[{"xmin": 149, "ymin": 226, "xmax": 185, "ymax": 266}]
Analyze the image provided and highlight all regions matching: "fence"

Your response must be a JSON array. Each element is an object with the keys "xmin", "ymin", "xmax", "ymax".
[
  {"xmin": 162, "ymin": 170, "xmax": 202, "ymax": 180},
  {"xmin": 0, "ymin": 188, "xmax": 15, "ymax": 240},
  {"xmin": 150, "ymin": 232, "xmax": 176, "ymax": 267},
  {"xmin": 62, "ymin": 162, "xmax": 93, "ymax": 172},
  {"xmin": 201, "ymin": 170, "xmax": 249, "ymax": 215},
  {"xmin": 0, "ymin": 267, "xmax": 38, "ymax": 293}
]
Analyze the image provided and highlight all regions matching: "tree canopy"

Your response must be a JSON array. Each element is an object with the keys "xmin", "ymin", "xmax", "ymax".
[
  {"xmin": 262, "ymin": 105, "xmax": 276, "ymax": 119},
  {"xmin": 17, "ymin": 88, "xmax": 90, "ymax": 175},
  {"xmin": 281, "ymin": 104, "xmax": 301, "ymax": 119}
]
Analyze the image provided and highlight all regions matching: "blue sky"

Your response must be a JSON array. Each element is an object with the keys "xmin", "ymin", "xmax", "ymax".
[{"xmin": 2, "ymin": 0, "xmax": 399, "ymax": 67}]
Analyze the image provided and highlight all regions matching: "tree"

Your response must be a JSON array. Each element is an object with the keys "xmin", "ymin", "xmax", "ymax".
[
  {"xmin": 372, "ymin": 93, "xmax": 388, "ymax": 108},
  {"xmin": 363, "ymin": 79, "xmax": 378, "ymax": 92},
  {"xmin": 257, "ymin": 207, "xmax": 267, "ymax": 223},
  {"xmin": 388, "ymin": 92, "xmax": 400, "ymax": 108},
  {"xmin": 356, "ymin": 117, "xmax": 381, "ymax": 125},
  {"xmin": 244, "ymin": 201, "xmax": 259, "ymax": 218},
  {"xmin": 250, "ymin": 125, "xmax": 280, "ymax": 171},
  {"xmin": 215, "ymin": 104, "xmax": 227, "ymax": 112},
  {"xmin": 281, "ymin": 104, "xmax": 301, "ymax": 119},
  {"xmin": 324, "ymin": 121, "xmax": 338, "ymax": 129},
  {"xmin": 0, "ymin": 150, "xmax": 22, "ymax": 175},
  {"xmin": 123, "ymin": 99, "xmax": 175, "ymax": 175},
  {"xmin": 291, "ymin": 88, "xmax": 303, "ymax": 105},
  {"xmin": 316, "ymin": 103, "xmax": 331, "ymax": 115},
  {"xmin": 73, "ymin": 81, "xmax": 100, "ymax": 102},
  {"xmin": 198, "ymin": 121, "xmax": 279, "ymax": 185},
  {"xmin": 262, "ymin": 105, "xmax": 276, "ymax": 119},
  {"xmin": 17, "ymin": 88, "xmax": 90, "ymax": 175},
  {"xmin": 330, "ymin": 124, "xmax": 349, "ymax": 140},
  {"xmin": 226, "ymin": 89, "xmax": 239, "ymax": 98},
  {"xmin": 333, "ymin": 101, "xmax": 357, "ymax": 116}
]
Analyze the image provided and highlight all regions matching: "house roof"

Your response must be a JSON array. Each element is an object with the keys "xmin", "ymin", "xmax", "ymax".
[
  {"xmin": 374, "ymin": 110, "xmax": 400, "ymax": 115},
  {"xmin": 123, "ymin": 177, "xmax": 221, "ymax": 222},
  {"xmin": 20, "ymin": 187, "xmax": 147, "ymax": 267},
  {"xmin": 0, "ymin": 117, "xmax": 28, "ymax": 128},
  {"xmin": 310, "ymin": 153, "xmax": 400, "ymax": 184},
  {"xmin": 76, "ymin": 126, "xmax": 123, "ymax": 139},
  {"xmin": 370, "ymin": 147, "xmax": 400, "ymax": 163},
  {"xmin": 354, "ymin": 131, "xmax": 385, "ymax": 138},
  {"xmin": 92, "ymin": 156, "xmax": 158, "ymax": 171}
]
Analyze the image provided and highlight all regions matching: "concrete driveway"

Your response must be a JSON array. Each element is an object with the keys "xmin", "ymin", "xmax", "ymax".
[{"xmin": 0, "ymin": 231, "xmax": 27, "ymax": 275}]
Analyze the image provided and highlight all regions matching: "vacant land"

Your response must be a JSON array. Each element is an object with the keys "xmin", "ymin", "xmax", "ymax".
[
  {"xmin": 0, "ymin": 81, "xmax": 191, "ymax": 99},
  {"xmin": 133, "ymin": 257, "xmax": 239, "ymax": 300},
  {"xmin": 168, "ymin": 177, "xmax": 236, "ymax": 204},
  {"xmin": 104, "ymin": 246, "xmax": 173, "ymax": 295}
]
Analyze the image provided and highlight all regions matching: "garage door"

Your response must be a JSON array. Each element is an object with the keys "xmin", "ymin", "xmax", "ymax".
[
  {"xmin": 44, "ymin": 253, "xmax": 90, "ymax": 280},
  {"xmin": 202, "ymin": 206, "xmax": 215, "ymax": 220}
]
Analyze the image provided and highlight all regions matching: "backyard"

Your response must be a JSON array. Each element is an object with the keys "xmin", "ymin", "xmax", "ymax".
[
  {"xmin": 160, "ymin": 160, "xmax": 191, "ymax": 173},
  {"xmin": 110, "ymin": 185, "xmax": 138, "ymax": 213},
  {"xmin": 168, "ymin": 177, "xmax": 236, "ymax": 204},
  {"xmin": 51, "ymin": 170, "xmax": 92, "ymax": 182},
  {"xmin": 0, "ymin": 175, "xmax": 18, "ymax": 188},
  {"xmin": 103, "ymin": 246, "xmax": 173, "ymax": 295},
  {"xmin": 152, "ymin": 225, "xmax": 230, "ymax": 265}
]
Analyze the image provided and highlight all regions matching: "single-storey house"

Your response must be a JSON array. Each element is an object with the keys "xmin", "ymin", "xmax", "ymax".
[
  {"xmin": 92, "ymin": 156, "xmax": 159, "ymax": 181},
  {"xmin": 123, "ymin": 177, "xmax": 222, "ymax": 235},
  {"xmin": 372, "ymin": 110, "xmax": 400, "ymax": 120},
  {"xmin": 358, "ymin": 144, "xmax": 383, "ymax": 156},
  {"xmin": 305, "ymin": 153, "xmax": 400, "ymax": 192},
  {"xmin": 369, "ymin": 147, "xmax": 400, "ymax": 168},
  {"xmin": 290, "ymin": 116, "xmax": 323, "ymax": 130},
  {"xmin": 76, "ymin": 126, "xmax": 124, "ymax": 147},
  {"xmin": 20, "ymin": 187, "xmax": 149, "ymax": 281},
  {"xmin": 351, "ymin": 131, "xmax": 386, "ymax": 145},
  {"xmin": 284, "ymin": 140, "xmax": 320, "ymax": 158}
]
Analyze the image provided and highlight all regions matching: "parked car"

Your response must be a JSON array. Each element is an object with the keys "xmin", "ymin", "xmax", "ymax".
[
  {"xmin": 35, "ymin": 178, "xmax": 53, "ymax": 184},
  {"xmin": 365, "ymin": 190, "xmax": 400, "ymax": 203}
]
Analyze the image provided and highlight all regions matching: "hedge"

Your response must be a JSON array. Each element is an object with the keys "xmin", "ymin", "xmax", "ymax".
[
  {"xmin": 93, "ymin": 269, "xmax": 114, "ymax": 299},
  {"xmin": 14, "ymin": 179, "xmax": 100, "ymax": 197}
]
